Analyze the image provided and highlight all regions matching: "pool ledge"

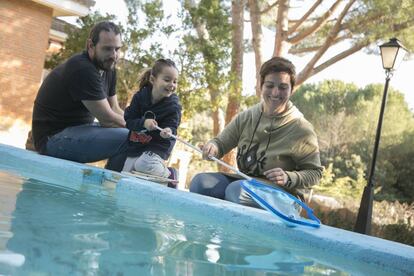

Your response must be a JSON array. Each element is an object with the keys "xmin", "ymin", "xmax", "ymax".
[{"xmin": 1, "ymin": 143, "xmax": 414, "ymax": 275}]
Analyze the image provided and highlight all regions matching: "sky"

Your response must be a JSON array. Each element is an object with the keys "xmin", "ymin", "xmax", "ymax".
[{"xmin": 63, "ymin": 0, "xmax": 414, "ymax": 110}]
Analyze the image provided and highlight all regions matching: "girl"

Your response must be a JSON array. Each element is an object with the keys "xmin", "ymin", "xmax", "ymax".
[{"xmin": 122, "ymin": 59, "xmax": 182, "ymax": 185}]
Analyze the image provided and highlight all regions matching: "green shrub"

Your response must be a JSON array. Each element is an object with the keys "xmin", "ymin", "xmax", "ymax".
[
  {"xmin": 377, "ymin": 223, "xmax": 414, "ymax": 245},
  {"xmin": 311, "ymin": 196, "xmax": 414, "ymax": 246}
]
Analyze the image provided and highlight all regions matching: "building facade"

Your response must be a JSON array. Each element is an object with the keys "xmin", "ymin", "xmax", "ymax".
[{"xmin": 0, "ymin": 0, "xmax": 93, "ymax": 147}]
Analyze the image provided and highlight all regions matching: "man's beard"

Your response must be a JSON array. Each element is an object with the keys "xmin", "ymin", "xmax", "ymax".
[{"xmin": 93, "ymin": 56, "xmax": 115, "ymax": 71}]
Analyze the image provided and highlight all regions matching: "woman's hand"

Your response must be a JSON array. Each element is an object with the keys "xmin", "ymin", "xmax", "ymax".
[
  {"xmin": 160, "ymin": 127, "xmax": 172, "ymax": 139},
  {"xmin": 144, "ymin": 119, "xmax": 158, "ymax": 131},
  {"xmin": 263, "ymin": 167, "xmax": 288, "ymax": 187},
  {"xmin": 201, "ymin": 142, "xmax": 219, "ymax": 161}
]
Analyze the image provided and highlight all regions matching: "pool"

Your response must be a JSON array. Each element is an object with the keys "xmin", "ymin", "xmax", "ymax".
[{"xmin": 0, "ymin": 144, "xmax": 413, "ymax": 275}]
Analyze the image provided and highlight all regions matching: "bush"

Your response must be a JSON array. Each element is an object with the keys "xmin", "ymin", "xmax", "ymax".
[
  {"xmin": 378, "ymin": 223, "xmax": 414, "ymax": 245},
  {"xmin": 310, "ymin": 195, "xmax": 414, "ymax": 246},
  {"xmin": 314, "ymin": 160, "xmax": 366, "ymax": 199}
]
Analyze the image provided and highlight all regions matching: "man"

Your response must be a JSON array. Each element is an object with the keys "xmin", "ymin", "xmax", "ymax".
[{"xmin": 32, "ymin": 21, "xmax": 129, "ymax": 171}]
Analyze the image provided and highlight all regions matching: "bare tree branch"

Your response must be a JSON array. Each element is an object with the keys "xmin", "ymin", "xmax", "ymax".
[
  {"xmin": 301, "ymin": 15, "xmax": 414, "ymax": 83},
  {"xmin": 289, "ymin": 32, "xmax": 353, "ymax": 55},
  {"xmin": 297, "ymin": 0, "xmax": 357, "ymax": 86},
  {"xmin": 289, "ymin": 45, "xmax": 320, "ymax": 55},
  {"xmin": 260, "ymin": 0, "xmax": 279, "ymax": 15},
  {"xmin": 288, "ymin": 0, "xmax": 343, "ymax": 45},
  {"xmin": 311, "ymin": 41, "xmax": 368, "ymax": 76},
  {"xmin": 288, "ymin": 0, "xmax": 323, "ymax": 35}
]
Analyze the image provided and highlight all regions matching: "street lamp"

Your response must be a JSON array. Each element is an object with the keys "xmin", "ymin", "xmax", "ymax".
[{"xmin": 354, "ymin": 38, "xmax": 408, "ymax": 234}]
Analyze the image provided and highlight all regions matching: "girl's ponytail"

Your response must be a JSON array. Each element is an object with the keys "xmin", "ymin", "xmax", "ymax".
[
  {"xmin": 138, "ymin": 59, "xmax": 178, "ymax": 90},
  {"xmin": 138, "ymin": 68, "xmax": 152, "ymax": 90}
]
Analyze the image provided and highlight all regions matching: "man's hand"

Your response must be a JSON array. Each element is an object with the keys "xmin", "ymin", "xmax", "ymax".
[
  {"xmin": 82, "ymin": 99, "xmax": 125, "ymax": 127},
  {"xmin": 108, "ymin": 95, "xmax": 124, "ymax": 116}
]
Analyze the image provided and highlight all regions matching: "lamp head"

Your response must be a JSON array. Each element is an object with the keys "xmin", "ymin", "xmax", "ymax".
[{"xmin": 380, "ymin": 38, "xmax": 408, "ymax": 71}]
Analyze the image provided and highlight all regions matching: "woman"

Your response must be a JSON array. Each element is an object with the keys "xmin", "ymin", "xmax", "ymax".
[{"xmin": 190, "ymin": 57, "xmax": 323, "ymax": 206}]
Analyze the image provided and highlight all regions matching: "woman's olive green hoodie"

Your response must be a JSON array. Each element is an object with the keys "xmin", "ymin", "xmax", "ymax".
[{"xmin": 210, "ymin": 101, "xmax": 323, "ymax": 196}]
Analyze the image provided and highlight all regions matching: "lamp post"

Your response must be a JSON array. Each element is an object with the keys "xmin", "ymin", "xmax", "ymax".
[{"xmin": 354, "ymin": 38, "xmax": 408, "ymax": 234}]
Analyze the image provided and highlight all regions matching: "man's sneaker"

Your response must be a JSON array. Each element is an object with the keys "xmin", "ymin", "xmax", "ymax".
[{"xmin": 167, "ymin": 167, "xmax": 179, "ymax": 188}]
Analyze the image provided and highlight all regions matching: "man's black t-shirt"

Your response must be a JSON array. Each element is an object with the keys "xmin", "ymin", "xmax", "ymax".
[{"xmin": 32, "ymin": 51, "xmax": 116, "ymax": 153}]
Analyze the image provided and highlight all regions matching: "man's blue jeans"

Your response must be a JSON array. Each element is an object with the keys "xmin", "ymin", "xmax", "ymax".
[{"xmin": 45, "ymin": 123, "xmax": 129, "ymax": 171}]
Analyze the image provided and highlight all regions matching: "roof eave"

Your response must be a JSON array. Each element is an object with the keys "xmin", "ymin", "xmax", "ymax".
[{"xmin": 31, "ymin": 0, "xmax": 92, "ymax": 17}]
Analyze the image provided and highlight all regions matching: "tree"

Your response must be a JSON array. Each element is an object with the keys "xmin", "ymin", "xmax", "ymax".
[
  {"xmin": 49, "ymin": 1, "xmax": 414, "ymax": 183},
  {"xmin": 381, "ymin": 131, "xmax": 414, "ymax": 202},
  {"xmin": 293, "ymin": 80, "xmax": 414, "ymax": 202},
  {"xmin": 220, "ymin": 0, "xmax": 246, "ymax": 169},
  {"xmin": 45, "ymin": 12, "xmax": 116, "ymax": 70},
  {"xmin": 182, "ymin": 0, "xmax": 232, "ymax": 136},
  {"xmin": 247, "ymin": 0, "xmax": 263, "ymax": 97},
  {"xmin": 45, "ymin": 2, "xmax": 224, "ymax": 121},
  {"xmin": 247, "ymin": 0, "xmax": 414, "ymax": 87},
  {"xmin": 121, "ymin": 0, "xmax": 177, "ymax": 107}
]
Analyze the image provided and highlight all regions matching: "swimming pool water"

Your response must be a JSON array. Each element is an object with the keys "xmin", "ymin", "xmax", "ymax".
[
  {"xmin": 0, "ymin": 170, "xmax": 348, "ymax": 275},
  {"xmin": 0, "ymin": 144, "xmax": 413, "ymax": 275}
]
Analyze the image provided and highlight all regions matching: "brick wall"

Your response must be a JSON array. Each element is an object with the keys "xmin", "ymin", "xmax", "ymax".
[{"xmin": 0, "ymin": 0, "xmax": 52, "ymax": 125}]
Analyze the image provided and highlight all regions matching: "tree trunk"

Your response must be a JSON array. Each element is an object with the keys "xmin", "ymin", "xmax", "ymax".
[
  {"xmin": 273, "ymin": 0, "xmax": 291, "ymax": 57},
  {"xmin": 213, "ymin": 108, "xmax": 225, "ymax": 137},
  {"xmin": 247, "ymin": 0, "xmax": 262, "ymax": 98},
  {"xmin": 222, "ymin": 0, "xmax": 245, "ymax": 171},
  {"xmin": 210, "ymin": 85, "xmax": 225, "ymax": 136}
]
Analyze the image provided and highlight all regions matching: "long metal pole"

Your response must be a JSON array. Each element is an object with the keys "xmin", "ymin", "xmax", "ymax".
[
  {"xmin": 154, "ymin": 126, "xmax": 252, "ymax": 180},
  {"xmin": 354, "ymin": 71, "xmax": 392, "ymax": 234}
]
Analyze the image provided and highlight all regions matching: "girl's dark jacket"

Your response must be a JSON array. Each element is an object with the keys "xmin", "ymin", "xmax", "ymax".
[{"xmin": 124, "ymin": 86, "xmax": 182, "ymax": 160}]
